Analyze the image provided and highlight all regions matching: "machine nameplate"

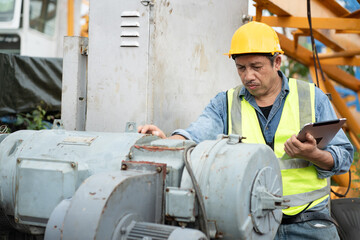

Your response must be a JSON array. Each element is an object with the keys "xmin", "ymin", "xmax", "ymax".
[{"xmin": 60, "ymin": 136, "xmax": 98, "ymax": 146}]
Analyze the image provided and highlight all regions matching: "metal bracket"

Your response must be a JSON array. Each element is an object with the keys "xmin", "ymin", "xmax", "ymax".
[
  {"xmin": 250, "ymin": 166, "xmax": 284, "ymax": 234},
  {"xmin": 226, "ymin": 134, "xmax": 246, "ymax": 144},
  {"xmin": 257, "ymin": 188, "xmax": 289, "ymax": 211},
  {"xmin": 125, "ymin": 122, "xmax": 137, "ymax": 133},
  {"xmin": 141, "ymin": 0, "xmax": 154, "ymax": 7},
  {"xmin": 208, "ymin": 220, "xmax": 222, "ymax": 239},
  {"xmin": 52, "ymin": 119, "xmax": 64, "ymax": 130},
  {"xmin": 121, "ymin": 161, "xmax": 167, "ymax": 178},
  {"xmin": 81, "ymin": 45, "xmax": 88, "ymax": 56},
  {"xmin": 80, "ymin": 37, "xmax": 88, "ymax": 56}
]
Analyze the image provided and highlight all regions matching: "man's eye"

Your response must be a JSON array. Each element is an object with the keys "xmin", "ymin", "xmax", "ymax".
[
  {"xmin": 253, "ymin": 66, "xmax": 262, "ymax": 70},
  {"xmin": 237, "ymin": 66, "xmax": 245, "ymax": 71}
]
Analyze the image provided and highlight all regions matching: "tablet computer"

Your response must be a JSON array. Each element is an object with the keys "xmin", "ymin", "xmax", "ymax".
[{"xmin": 297, "ymin": 118, "xmax": 346, "ymax": 149}]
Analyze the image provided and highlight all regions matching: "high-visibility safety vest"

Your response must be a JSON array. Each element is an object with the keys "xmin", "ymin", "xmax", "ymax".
[{"xmin": 227, "ymin": 78, "xmax": 329, "ymax": 215}]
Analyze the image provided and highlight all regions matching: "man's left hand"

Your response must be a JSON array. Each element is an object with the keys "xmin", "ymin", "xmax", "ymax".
[
  {"xmin": 284, "ymin": 133, "xmax": 317, "ymax": 159},
  {"xmin": 284, "ymin": 133, "xmax": 334, "ymax": 170}
]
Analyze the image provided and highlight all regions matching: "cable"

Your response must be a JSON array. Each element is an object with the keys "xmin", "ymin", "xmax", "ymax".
[
  {"xmin": 307, "ymin": 0, "xmax": 351, "ymax": 198},
  {"xmin": 183, "ymin": 144, "xmax": 210, "ymax": 239},
  {"xmin": 307, "ymin": 0, "xmax": 319, "ymax": 87},
  {"xmin": 307, "ymin": 0, "xmax": 327, "ymax": 87},
  {"xmin": 331, "ymin": 170, "xmax": 352, "ymax": 198}
]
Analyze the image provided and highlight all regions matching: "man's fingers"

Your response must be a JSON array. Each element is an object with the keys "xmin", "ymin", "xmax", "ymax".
[
  {"xmin": 137, "ymin": 125, "xmax": 166, "ymax": 138},
  {"xmin": 284, "ymin": 135, "xmax": 302, "ymax": 157},
  {"xmin": 284, "ymin": 141, "xmax": 294, "ymax": 157},
  {"xmin": 154, "ymin": 130, "xmax": 167, "ymax": 139},
  {"xmin": 137, "ymin": 125, "xmax": 143, "ymax": 133},
  {"xmin": 306, "ymin": 132, "xmax": 317, "ymax": 145},
  {"xmin": 138, "ymin": 125, "xmax": 152, "ymax": 134},
  {"xmin": 284, "ymin": 133, "xmax": 318, "ymax": 159},
  {"xmin": 141, "ymin": 125, "xmax": 149, "ymax": 134},
  {"xmin": 289, "ymin": 134, "xmax": 303, "ymax": 149}
]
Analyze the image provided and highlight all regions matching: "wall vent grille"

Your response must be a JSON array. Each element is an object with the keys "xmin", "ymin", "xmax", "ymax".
[{"xmin": 120, "ymin": 11, "xmax": 140, "ymax": 47}]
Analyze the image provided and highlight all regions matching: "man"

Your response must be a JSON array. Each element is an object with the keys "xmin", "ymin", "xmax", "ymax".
[{"xmin": 138, "ymin": 21, "xmax": 353, "ymax": 239}]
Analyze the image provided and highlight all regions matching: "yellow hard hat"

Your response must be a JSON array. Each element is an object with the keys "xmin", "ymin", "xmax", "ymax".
[{"xmin": 226, "ymin": 21, "xmax": 284, "ymax": 57}]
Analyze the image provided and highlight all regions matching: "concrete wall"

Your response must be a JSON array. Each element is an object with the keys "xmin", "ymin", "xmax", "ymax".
[{"xmin": 85, "ymin": 0, "xmax": 247, "ymax": 134}]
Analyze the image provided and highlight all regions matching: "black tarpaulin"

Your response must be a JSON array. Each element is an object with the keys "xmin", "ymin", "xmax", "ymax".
[
  {"xmin": 331, "ymin": 198, "xmax": 360, "ymax": 240},
  {"xmin": 0, "ymin": 53, "xmax": 62, "ymax": 116}
]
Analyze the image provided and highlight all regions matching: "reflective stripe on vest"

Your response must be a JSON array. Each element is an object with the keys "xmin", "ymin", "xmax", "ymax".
[{"xmin": 227, "ymin": 78, "xmax": 329, "ymax": 215}]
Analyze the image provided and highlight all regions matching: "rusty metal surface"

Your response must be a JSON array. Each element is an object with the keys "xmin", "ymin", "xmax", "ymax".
[
  {"xmin": 59, "ymin": 166, "xmax": 164, "ymax": 240},
  {"xmin": 44, "ymin": 198, "xmax": 71, "ymax": 239},
  {"xmin": 134, "ymin": 145, "xmax": 185, "ymax": 152},
  {"xmin": 0, "ymin": 130, "xmax": 148, "ymax": 228},
  {"xmin": 131, "ymin": 139, "xmax": 196, "ymax": 188},
  {"xmin": 0, "ymin": 129, "xmax": 287, "ymax": 239},
  {"xmin": 180, "ymin": 138, "xmax": 282, "ymax": 240}
]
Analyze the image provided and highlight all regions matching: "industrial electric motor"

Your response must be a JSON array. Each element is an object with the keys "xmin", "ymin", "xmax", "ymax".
[{"xmin": 0, "ymin": 129, "xmax": 286, "ymax": 239}]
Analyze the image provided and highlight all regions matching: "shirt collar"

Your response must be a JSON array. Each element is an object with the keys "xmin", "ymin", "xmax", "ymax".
[{"xmin": 239, "ymin": 70, "xmax": 289, "ymax": 100}]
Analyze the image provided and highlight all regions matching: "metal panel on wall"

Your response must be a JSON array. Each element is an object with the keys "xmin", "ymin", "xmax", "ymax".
[
  {"xmin": 86, "ymin": 0, "xmax": 151, "ymax": 132},
  {"xmin": 150, "ymin": 0, "xmax": 246, "ymax": 134},
  {"xmin": 86, "ymin": 0, "xmax": 246, "ymax": 133}
]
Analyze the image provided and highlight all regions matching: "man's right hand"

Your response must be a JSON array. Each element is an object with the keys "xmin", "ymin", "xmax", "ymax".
[{"xmin": 137, "ymin": 125, "xmax": 166, "ymax": 139}]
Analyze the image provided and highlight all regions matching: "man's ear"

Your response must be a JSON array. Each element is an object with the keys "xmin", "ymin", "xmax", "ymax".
[{"xmin": 274, "ymin": 55, "xmax": 282, "ymax": 70}]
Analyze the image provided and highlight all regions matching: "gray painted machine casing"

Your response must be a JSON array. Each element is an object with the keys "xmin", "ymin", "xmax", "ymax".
[{"xmin": 0, "ymin": 130, "xmax": 283, "ymax": 239}]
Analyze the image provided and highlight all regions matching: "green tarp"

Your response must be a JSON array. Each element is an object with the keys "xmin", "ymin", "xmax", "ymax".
[{"xmin": 0, "ymin": 53, "xmax": 62, "ymax": 116}]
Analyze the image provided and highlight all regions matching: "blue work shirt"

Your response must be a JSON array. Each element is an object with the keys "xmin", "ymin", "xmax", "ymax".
[{"xmin": 173, "ymin": 71, "xmax": 354, "ymax": 179}]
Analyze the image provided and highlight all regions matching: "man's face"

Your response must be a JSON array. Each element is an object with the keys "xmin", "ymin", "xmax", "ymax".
[{"xmin": 234, "ymin": 54, "xmax": 281, "ymax": 98}]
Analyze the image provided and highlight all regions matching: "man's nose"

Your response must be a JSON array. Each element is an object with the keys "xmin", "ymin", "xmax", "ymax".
[{"xmin": 243, "ymin": 68, "xmax": 256, "ymax": 81}]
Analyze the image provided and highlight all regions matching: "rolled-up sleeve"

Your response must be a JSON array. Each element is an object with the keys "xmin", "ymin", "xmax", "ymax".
[
  {"xmin": 172, "ymin": 92, "xmax": 228, "ymax": 143},
  {"xmin": 314, "ymin": 88, "xmax": 354, "ymax": 178}
]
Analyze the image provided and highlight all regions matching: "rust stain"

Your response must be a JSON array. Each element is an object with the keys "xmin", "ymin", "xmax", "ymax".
[
  {"xmin": 205, "ymin": 196, "xmax": 209, "ymax": 200},
  {"xmin": 217, "ymin": 166, "xmax": 229, "ymax": 173},
  {"xmin": 123, "ymin": 160, "xmax": 168, "ymax": 180},
  {"xmin": 169, "ymin": 9, "xmax": 173, "ymax": 14},
  {"xmin": 101, "ymin": 206, "xmax": 106, "ymax": 215},
  {"xmin": 89, "ymin": 192, "xmax": 96, "ymax": 195},
  {"xmin": 54, "ymin": 225, "xmax": 57, "ymax": 229},
  {"xmin": 216, "ymin": 232, "xmax": 224, "ymax": 239},
  {"xmin": 134, "ymin": 145, "xmax": 184, "ymax": 152},
  {"xmin": 125, "ymin": 160, "xmax": 166, "ymax": 167},
  {"xmin": 193, "ymin": 43, "xmax": 209, "ymax": 72},
  {"xmin": 165, "ymin": 216, "xmax": 176, "ymax": 221}
]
